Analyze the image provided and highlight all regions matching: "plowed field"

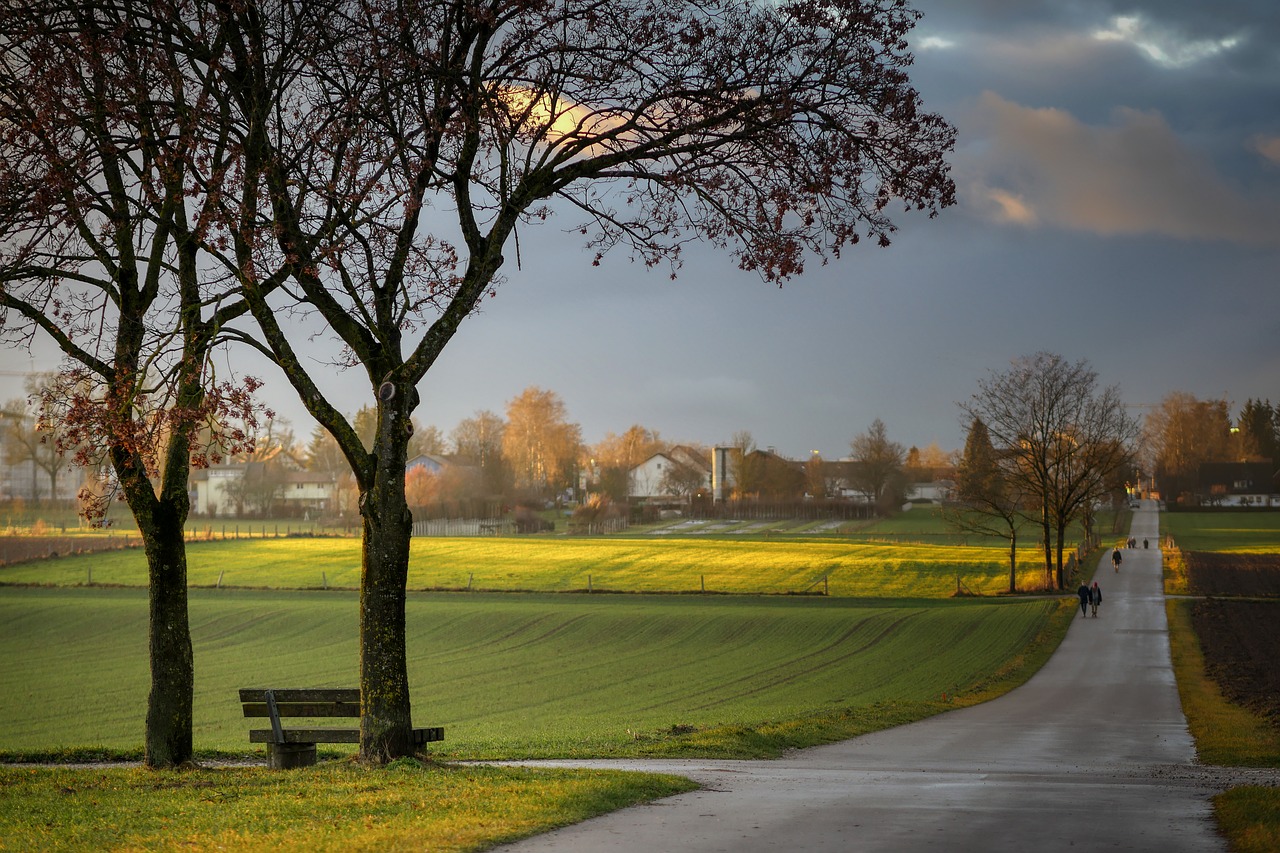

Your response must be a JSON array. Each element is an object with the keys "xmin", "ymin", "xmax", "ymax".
[
  {"xmin": 1187, "ymin": 551, "xmax": 1280, "ymax": 596},
  {"xmin": 1186, "ymin": 551, "xmax": 1280, "ymax": 726}
]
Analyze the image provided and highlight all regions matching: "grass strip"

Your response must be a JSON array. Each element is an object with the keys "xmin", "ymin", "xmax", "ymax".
[
  {"xmin": 1164, "ymin": 599, "xmax": 1280, "ymax": 766},
  {"xmin": 0, "ymin": 760, "xmax": 696, "ymax": 852},
  {"xmin": 1213, "ymin": 787, "xmax": 1280, "ymax": 853},
  {"xmin": 1165, "ymin": 598, "xmax": 1280, "ymax": 852}
]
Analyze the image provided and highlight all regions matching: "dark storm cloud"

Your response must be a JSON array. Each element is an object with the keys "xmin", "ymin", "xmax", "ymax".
[
  {"xmin": 4, "ymin": 0, "xmax": 1278, "ymax": 459},
  {"xmin": 909, "ymin": 0, "xmax": 1280, "ymax": 247}
]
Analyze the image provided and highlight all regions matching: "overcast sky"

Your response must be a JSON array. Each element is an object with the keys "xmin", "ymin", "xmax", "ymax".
[{"xmin": 4, "ymin": 1, "xmax": 1278, "ymax": 461}]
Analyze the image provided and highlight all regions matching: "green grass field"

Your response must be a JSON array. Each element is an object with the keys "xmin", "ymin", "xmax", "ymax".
[
  {"xmin": 1160, "ymin": 511, "xmax": 1280, "ymax": 553},
  {"xmin": 0, "ymin": 507, "xmax": 1092, "ymax": 851},
  {"xmin": 0, "ymin": 586, "xmax": 1062, "ymax": 758}
]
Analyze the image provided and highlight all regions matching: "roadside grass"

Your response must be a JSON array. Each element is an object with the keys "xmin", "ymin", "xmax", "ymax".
[
  {"xmin": 1160, "ymin": 510, "xmax": 1280, "ymax": 851},
  {"xmin": 0, "ymin": 535, "xmax": 1058, "ymax": 597},
  {"xmin": 0, "ymin": 760, "xmax": 697, "ymax": 853},
  {"xmin": 1164, "ymin": 599, "xmax": 1280, "ymax": 767},
  {"xmin": 1213, "ymin": 787, "xmax": 1280, "ymax": 853},
  {"xmin": 1161, "ymin": 543, "xmax": 1191, "ymax": 596}
]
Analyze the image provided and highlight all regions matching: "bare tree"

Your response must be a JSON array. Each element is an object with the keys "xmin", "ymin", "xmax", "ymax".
[
  {"xmin": 805, "ymin": 453, "xmax": 828, "ymax": 499},
  {"xmin": 451, "ymin": 410, "xmax": 510, "ymax": 495},
  {"xmin": 659, "ymin": 454, "xmax": 711, "ymax": 502},
  {"xmin": 1142, "ymin": 393, "xmax": 1234, "ymax": 503},
  {"xmin": 0, "ymin": 0, "xmax": 273, "ymax": 766},
  {"xmin": 2, "ymin": 394, "xmax": 75, "ymax": 503},
  {"xmin": 589, "ymin": 425, "xmax": 665, "ymax": 501},
  {"xmin": 503, "ymin": 387, "xmax": 582, "ymax": 496},
  {"xmin": 962, "ymin": 353, "xmax": 1137, "ymax": 589},
  {"xmin": 92, "ymin": 0, "xmax": 958, "ymax": 761},
  {"xmin": 948, "ymin": 416, "xmax": 1029, "ymax": 593},
  {"xmin": 848, "ymin": 418, "xmax": 905, "ymax": 509},
  {"xmin": 727, "ymin": 430, "xmax": 763, "ymax": 498}
]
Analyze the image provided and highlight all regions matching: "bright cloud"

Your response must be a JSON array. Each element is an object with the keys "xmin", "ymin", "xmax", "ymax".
[
  {"xmin": 1253, "ymin": 134, "xmax": 1280, "ymax": 166},
  {"xmin": 975, "ymin": 187, "xmax": 1038, "ymax": 226},
  {"xmin": 960, "ymin": 92, "xmax": 1280, "ymax": 246},
  {"xmin": 917, "ymin": 35, "xmax": 956, "ymax": 51},
  {"xmin": 1092, "ymin": 14, "xmax": 1243, "ymax": 69}
]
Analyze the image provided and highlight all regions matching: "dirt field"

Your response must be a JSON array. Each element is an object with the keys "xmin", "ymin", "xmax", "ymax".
[
  {"xmin": 1187, "ymin": 551, "xmax": 1280, "ymax": 727},
  {"xmin": 0, "ymin": 535, "xmax": 135, "ymax": 568},
  {"xmin": 1187, "ymin": 551, "xmax": 1280, "ymax": 597}
]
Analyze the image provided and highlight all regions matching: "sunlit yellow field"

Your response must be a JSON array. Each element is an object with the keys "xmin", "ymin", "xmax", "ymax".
[{"xmin": 0, "ymin": 536, "xmax": 1057, "ymax": 597}]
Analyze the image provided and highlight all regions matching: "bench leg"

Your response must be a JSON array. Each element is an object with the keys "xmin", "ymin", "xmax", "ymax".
[{"xmin": 267, "ymin": 742, "xmax": 317, "ymax": 769}]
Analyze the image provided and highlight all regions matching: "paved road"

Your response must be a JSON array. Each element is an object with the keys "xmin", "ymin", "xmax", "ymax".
[{"xmin": 497, "ymin": 502, "xmax": 1250, "ymax": 852}]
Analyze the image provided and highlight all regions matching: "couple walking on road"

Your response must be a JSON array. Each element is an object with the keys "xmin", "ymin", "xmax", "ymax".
[{"xmin": 1076, "ymin": 578, "xmax": 1102, "ymax": 617}]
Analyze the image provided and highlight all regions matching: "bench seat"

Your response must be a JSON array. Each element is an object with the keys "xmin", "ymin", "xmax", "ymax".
[
  {"xmin": 247, "ymin": 726, "xmax": 444, "ymax": 745},
  {"xmin": 240, "ymin": 687, "xmax": 443, "ymax": 768}
]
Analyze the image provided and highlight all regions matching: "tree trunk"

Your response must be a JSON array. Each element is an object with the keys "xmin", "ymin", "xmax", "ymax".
[
  {"xmin": 1040, "ymin": 504, "xmax": 1054, "ymax": 589},
  {"xmin": 112, "ymin": 431, "xmax": 196, "ymax": 770},
  {"xmin": 358, "ymin": 395, "xmax": 416, "ymax": 763},
  {"xmin": 139, "ymin": 505, "xmax": 194, "ymax": 767},
  {"xmin": 1007, "ymin": 529, "xmax": 1018, "ymax": 594},
  {"xmin": 1054, "ymin": 523, "xmax": 1067, "ymax": 590}
]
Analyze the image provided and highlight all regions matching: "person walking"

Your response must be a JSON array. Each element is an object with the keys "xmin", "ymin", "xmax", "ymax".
[
  {"xmin": 1077, "ymin": 583, "xmax": 1091, "ymax": 617},
  {"xmin": 1090, "ymin": 581, "xmax": 1102, "ymax": 617},
  {"xmin": 1112, "ymin": 549, "xmax": 1122, "ymax": 572}
]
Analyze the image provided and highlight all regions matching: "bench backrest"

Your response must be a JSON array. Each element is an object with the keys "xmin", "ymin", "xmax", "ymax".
[
  {"xmin": 240, "ymin": 688, "xmax": 360, "ymax": 718},
  {"xmin": 240, "ymin": 688, "xmax": 359, "ymax": 743}
]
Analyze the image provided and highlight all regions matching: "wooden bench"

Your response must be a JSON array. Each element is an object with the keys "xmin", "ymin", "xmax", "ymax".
[{"xmin": 239, "ymin": 688, "xmax": 444, "ymax": 768}]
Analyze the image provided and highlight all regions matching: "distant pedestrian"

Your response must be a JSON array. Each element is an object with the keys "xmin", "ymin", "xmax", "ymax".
[
  {"xmin": 1112, "ymin": 549, "xmax": 1122, "ymax": 572},
  {"xmin": 1090, "ymin": 581, "xmax": 1102, "ymax": 617},
  {"xmin": 1143, "ymin": 538, "xmax": 1148, "ymax": 549},
  {"xmin": 1077, "ymin": 583, "xmax": 1090, "ymax": 617}
]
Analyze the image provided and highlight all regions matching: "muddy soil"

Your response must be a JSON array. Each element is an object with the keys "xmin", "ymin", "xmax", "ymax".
[
  {"xmin": 1187, "ymin": 551, "xmax": 1280, "ymax": 726},
  {"xmin": 0, "ymin": 535, "xmax": 132, "ymax": 568},
  {"xmin": 1186, "ymin": 551, "xmax": 1280, "ymax": 596}
]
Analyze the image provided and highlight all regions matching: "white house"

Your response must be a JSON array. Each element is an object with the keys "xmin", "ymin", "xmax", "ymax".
[
  {"xmin": 190, "ymin": 463, "xmax": 337, "ymax": 517},
  {"xmin": 629, "ymin": 447, "xmax": 712, "ymax": 501},
  {"xmin": 189, "ymin": 464, "xmax": 246, "ymax": 517}
]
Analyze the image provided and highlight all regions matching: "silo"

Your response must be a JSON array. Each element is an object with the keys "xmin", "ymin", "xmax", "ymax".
[{"xmin": 712, "ymin": 446, "xmax": 733, "ymax": 503}]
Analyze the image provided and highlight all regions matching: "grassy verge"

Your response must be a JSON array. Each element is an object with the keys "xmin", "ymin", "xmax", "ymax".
[
  {"xmin": 0, "ymin": 759, "xmax": 696, "ymax": 852},
  {"xmin": 1213, "ymin": 787, "xmax": 1280, "ymax": 853},
  {"xmin": 1165, "ymin": 599, "xmax": 1280, "ymax": 767},
  {"xmin": 1168, "ymin": 598, "xmax": 1280, "ymax": 851}
]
